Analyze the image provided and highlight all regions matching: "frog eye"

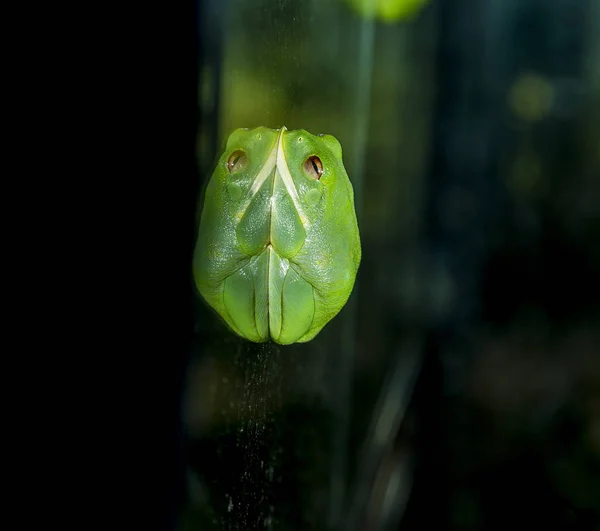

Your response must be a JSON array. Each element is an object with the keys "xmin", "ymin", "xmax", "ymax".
[
  {"xmin": 303, "ymin": 156, "xmax": 323, "ymax": 180},
  {"xmin": 227, "ymin": 150, "xmax": 248, "ymax": 173}
]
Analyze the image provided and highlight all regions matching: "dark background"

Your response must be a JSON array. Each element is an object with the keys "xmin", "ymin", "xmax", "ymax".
[{"xmin": 129, "ymin": 0, "xmax": 600, "ymax": 529}]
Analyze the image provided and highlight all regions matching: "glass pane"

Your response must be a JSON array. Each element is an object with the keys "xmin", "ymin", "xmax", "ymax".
[{"xmin": 181, "ymin": 0, "xmax": 600, "ymax": 529}]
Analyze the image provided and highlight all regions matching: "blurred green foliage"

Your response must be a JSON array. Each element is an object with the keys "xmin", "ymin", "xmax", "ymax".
[{"xmin": 343, "ymin": 0, "xmax": 430, "ymax": 23}]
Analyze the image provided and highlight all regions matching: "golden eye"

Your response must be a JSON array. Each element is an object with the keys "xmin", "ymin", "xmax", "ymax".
[
  {"xmin": 227, "ymin": 150, "xmax": 248, "ymax": 173},
  {"xmin": 303, "ymin": 155, "xmax": 323, "ymax": 180}
]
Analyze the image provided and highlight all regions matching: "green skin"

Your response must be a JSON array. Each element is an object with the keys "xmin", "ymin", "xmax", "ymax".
[{"xmin": 193, "ymin": 126, "xmax": 361, "ymax": 345}]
